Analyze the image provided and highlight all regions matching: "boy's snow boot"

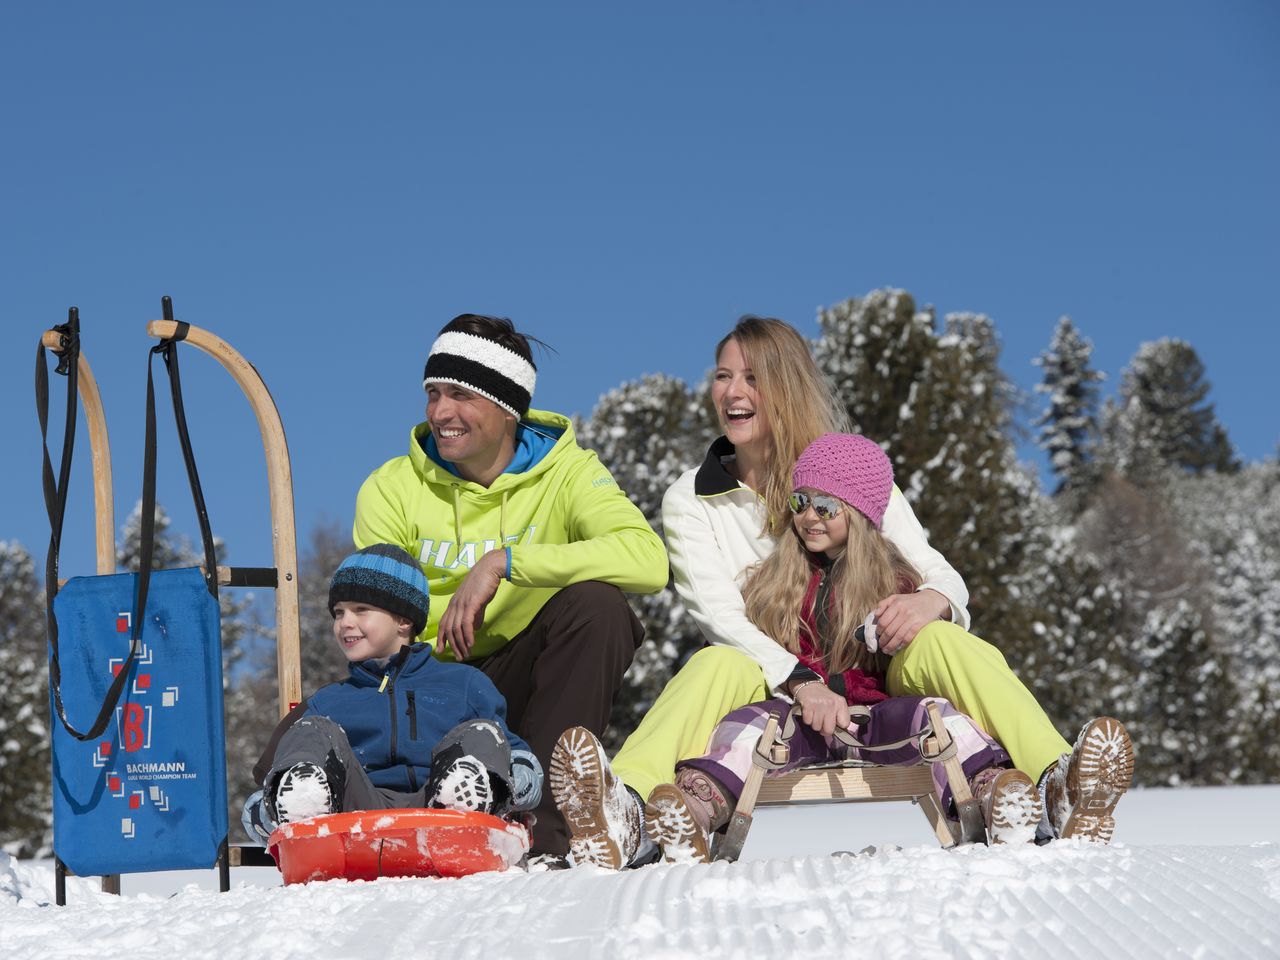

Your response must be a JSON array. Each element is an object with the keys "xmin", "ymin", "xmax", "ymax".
[
  {"xmin": 271, "ymin": 762, "xmax": 335, "ymax": 824},
  {"xmin": 1043, "ymin": 717, "xmax": 1134, "ymax": 844},
  {"xmin": 429, "ymin": 720, "xmax": 514, "ymax": 816},
  {"xmin": 549, "ymin": 726, "xmax": 642, "ymax": 869},
  {"xmin": 643, "ymin": 767, "xmax": 731, "ymax": 864},
  {"xmin": 969, "ymin": 767, "xmax": 1043, "ymax": 844},
  {"xmin": 428, "ymin": 756, "xmax": 495, "ymax": 814}
]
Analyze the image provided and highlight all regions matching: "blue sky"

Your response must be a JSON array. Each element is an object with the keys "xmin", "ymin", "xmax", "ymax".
[{"xmin": 3, "ymin": 2, "xmax": 1277, "ymax": 578}]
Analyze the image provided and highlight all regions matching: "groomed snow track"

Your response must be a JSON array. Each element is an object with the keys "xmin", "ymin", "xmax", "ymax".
[{"xmin": 6, "ymin": 843, "xmax": 1280, "ymax": 959}]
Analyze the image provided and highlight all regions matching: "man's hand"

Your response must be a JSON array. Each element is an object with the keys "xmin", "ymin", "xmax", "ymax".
[
  {"xmin": 872, "ymin": 589, "xmax": 951, "ymax": 655},
  {"xmin": 793, "ymin": 681, "xmax": 851, "ymax": 737},
  {"xmin": 437, "ymin": 549, "xmax": 506, "ymax": 661}
]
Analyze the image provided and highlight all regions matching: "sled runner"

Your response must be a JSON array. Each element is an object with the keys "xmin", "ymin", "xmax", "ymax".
[
  {"xmin": 268, "ymin": 809, "xmax": 531, "ymax": 884},
  {"xmin": 714, "ymin": 700, "xmax": 986, "ymax": 861}
]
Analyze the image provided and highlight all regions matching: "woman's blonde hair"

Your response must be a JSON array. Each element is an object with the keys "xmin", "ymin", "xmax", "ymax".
[
  {"xmin": 743, "ymin": 500, "xmax": 922, "ymax": 675},
  {"xmin": 715, "ymin": 317, "xmax": 849, "ymax": 536}
]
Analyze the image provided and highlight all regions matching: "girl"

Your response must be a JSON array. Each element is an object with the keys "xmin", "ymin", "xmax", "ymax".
[{"xmin": 641, "ymin": 433, "xmax": 1048, "ymax": 860}]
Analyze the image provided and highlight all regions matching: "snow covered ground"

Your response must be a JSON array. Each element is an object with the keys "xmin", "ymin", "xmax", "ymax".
[{"xmin": 5, "ymin": 785, "xmax": 1280, "ymax": 959}]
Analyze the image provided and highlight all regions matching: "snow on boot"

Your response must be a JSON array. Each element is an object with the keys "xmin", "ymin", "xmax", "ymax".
[
  {"xmin": 428, "ymin": 755, "xmax": 494, "ymax": 814},
  {"xmin": 272, "ymin": 762, "xmax": 335, "ymax": 824},
  {"xmin": 549, "ymin": 726, "xmax": 641, "ymax": 870},
  {"xmin": 1045, "ymin": 717, "xmax": 1135, "ymax": 843},
  {"xmin": 644, "ymin": 768, "xmax": 731, "ymax": 865},
  {"xmin": 644, "ymin": 785, "xmax": 710, "ymax": 864},
  {"xmin": 969, "ymin": 767, "xmax": 1043, "ymax": 844}
]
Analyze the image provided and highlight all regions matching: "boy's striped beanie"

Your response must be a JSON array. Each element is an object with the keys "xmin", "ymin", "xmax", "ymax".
[{"xmin": 328, "ymin": 544, "xmax": 430, "ymax": 635}]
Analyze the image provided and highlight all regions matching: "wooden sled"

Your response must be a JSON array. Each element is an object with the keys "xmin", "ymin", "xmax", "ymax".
[
  {"xmin": 713, "ymin": 700, "xmax": 987, "ymax": 862},
  {"xmin": 268, "ymin": 809, "xmax": 531, "ymax": 885},
  {"xmin": 42, "ymin": 300, "xmax": 302, "ymax": 900}
]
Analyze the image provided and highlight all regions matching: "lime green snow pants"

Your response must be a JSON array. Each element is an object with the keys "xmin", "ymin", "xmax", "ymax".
[{"xmin": 610, "ymin": 621, "xmax": 1071, "ymax": 802}]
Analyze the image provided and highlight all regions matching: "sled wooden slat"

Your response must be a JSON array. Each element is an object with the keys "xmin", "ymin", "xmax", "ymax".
[
  {"xmin": 147, "ymin": 319, "xmax": 301, "ymax": 718},
  {"xmin": 755, "ymin": 764, "xmax": 938, "ymax": 804}
]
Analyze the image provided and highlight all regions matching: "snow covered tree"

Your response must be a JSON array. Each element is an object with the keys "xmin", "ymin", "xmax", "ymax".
[
  {"xmin": 1166, "ymin": 459, "xmax": 1280, "ymax": 783},
  {"xmin": 576, "ymin": 374, "xmax": 717, "ymax": 748},
  {"xmin": 0, "ymin": 541, "xmax": 52, "ymax": 857},
  {"xmin": 814, "ymin": 291, "xmax": 1032, "ymax": 631},
  {"xmin": 1033, "ymin": 316, "xmax": 1105, "ymax": 505},
  {"xmin": 1115, "ymin": 339, "xmax": 1239, "ymax": 476},
  {"xmin": 1121, "ymin": 600, "xmax": 1238, "ymax": 786},
  {"xmin": 813, "ymin": 289, "xmax": 934, "ymax": 453},
  {"xmin": 999, "ymin": 505, "xmax": 1136, "ymax": 741}
]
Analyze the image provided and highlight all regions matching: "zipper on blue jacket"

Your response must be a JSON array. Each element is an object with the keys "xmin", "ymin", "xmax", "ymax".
[
  {"xmin": 407, "ymin": 690, "xmax": 418, "ymax": 740},
  {"xmin": 384, "ymin": 646, "xmax": 417, "ymax": 792}
]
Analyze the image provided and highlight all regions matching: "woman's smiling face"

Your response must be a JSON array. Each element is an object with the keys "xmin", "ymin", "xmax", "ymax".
[{"xmin": 712, "ymin": 337, "xmax": 771, "ymax": 448}]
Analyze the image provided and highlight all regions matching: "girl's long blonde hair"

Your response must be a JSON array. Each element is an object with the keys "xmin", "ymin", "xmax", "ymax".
[
  {"xmin": 716, "ymin": 317, "xmax": 849, "ymax": 536},
  {"xmin": 743, "ymin": 501, "xmax": 923, "ymax": 675}
]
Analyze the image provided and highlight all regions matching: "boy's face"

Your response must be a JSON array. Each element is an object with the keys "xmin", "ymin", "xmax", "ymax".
[{"xmin": 332, "ymin": 601, "xmax": 413, "ymax": 661}]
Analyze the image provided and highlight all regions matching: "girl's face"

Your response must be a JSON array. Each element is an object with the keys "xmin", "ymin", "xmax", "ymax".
[
  {"xmin": 789, "ymin": 487, "xmax": 849, "ymax": 558},
  {"xmin": 712, "ymin": 338, "xmax": 771, "ymax": 448}
]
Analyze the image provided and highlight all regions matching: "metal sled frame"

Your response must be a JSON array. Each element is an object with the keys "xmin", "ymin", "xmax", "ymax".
[
  {"xmin": 713, "ymin": 700, "xmax": 987, "ymax": 862},
  {"xmin": 43, "ymin": 309, "xmax": 302, "ymax": 900}
]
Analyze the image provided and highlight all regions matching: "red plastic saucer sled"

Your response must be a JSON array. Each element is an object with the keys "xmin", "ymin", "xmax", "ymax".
[{"xmin": 268, "ymin": 808, "xmax": 531, "ymax": 884}]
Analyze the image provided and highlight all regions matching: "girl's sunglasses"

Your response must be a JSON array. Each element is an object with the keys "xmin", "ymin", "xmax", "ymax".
[{"xmin": 787, "ymin": 491, "xmax": 842, "ymax": 521}]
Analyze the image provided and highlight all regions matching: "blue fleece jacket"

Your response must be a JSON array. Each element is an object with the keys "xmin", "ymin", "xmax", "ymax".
[{"xmin": 256, "ymin": 642, "xmax": 539, "ymax": 807}]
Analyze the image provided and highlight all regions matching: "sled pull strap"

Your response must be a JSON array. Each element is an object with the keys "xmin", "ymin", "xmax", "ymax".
[
  {"xmin": 38, "ymin": 309, "xmax": 83, "ymax": 733},
  {"xmin": 42, "ymin": 298, "xmax": 220, "ymax": 741}
]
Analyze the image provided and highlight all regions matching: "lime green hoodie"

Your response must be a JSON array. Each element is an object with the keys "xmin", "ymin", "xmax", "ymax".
[{"xmin": 354, "ymin": 409, "xmax": 668, "ymax": 660}]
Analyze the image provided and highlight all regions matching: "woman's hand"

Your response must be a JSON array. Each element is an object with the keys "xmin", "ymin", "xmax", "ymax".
[
  {"xmin": 793, "ymin": 681, "xmax": 851, "ymax": 737},
  {"xmin": 872, "ymin": 589, "xmax": 951, "ymax": 654}
]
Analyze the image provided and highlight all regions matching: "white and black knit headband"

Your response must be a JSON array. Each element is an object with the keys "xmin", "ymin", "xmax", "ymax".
[{"xmin": 423, "ymin": 330, "xmax": 537, "ymax": 417}]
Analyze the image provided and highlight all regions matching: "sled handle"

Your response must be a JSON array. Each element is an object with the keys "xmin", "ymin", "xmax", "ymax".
[
  {"xmin": 146, "ymin": 319, "xmax": 301, "ymax": 718},
  {"xmin": 41, "ymin": 329, "xmax": 116, "ymax": 575}
]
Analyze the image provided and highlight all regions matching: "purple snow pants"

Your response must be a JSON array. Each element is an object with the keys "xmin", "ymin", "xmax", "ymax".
[{"xmin": 679, "ymin": 696, "xmax": 1010, "ymax": 814}]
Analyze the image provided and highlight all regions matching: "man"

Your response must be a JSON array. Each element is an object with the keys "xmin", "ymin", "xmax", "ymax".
[{"xmin": 354, "ymin": 314, "xmax": 668, "ymax": 857}]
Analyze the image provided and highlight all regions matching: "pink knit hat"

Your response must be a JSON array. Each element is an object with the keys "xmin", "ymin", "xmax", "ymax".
[{"xmin": 791, "ymin": 433, "xmax": 894, "ymax": 528}]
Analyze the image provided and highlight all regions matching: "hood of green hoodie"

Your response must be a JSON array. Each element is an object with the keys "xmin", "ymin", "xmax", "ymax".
[{"xmin": 408, "ymin": 408, "xmax": 576, "ymax": 495}]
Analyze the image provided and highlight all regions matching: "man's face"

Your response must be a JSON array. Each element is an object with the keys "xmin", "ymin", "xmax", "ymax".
[{"xmin": 425, "ymin": 382, "xmax": 513, "ymax": 476}]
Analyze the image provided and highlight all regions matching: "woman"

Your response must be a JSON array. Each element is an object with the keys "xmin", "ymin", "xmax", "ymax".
[{"xmin": 549, "ymin": 317, "xmax": 1130, "ymax": 869}]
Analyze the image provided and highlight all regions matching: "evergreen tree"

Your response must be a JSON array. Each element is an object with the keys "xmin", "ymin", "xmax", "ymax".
[
  {"xmin": 1166, "ymin": 460, "xmax": 1280, "ymax": 783},
  {"xmin": 0, "ymin": 542, "xmax": 52, "ymax": 857},
  {"xmin": 1033, "ymin": 316, "xmax": 1105, "ymax": 503},
  {"xmin": 814, "ymin": 292, "xmax": 1031, "ymax": 631},
  {"xmin": 813, "ymin": 288, "xmax": 934, "ymax": 454},
  {"xmin": 1117, "ymin": 339, "xmax": 1239, "ymax": 475},
  {"xmin": 1122, "ymin": 600, "xmax": 1237, "ymax": 786},
  {"xmin": 577, "ymin": 374, "xmax": 717, "ymax": 749},
  {"xmin": 1000, "ymin": 509, "xmax": 1135, "ymax": 742}
]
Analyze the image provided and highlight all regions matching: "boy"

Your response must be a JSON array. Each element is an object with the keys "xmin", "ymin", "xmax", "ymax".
[{"xmin": 241, "ymin": 544, "xmax": 542, "ymax": 843}]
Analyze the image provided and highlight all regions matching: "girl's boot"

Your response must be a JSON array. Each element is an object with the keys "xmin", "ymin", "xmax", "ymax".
[
  {"xmin": 969, "ymin": 767, "xmax": 1044, "ymax": 844},
  {"xmin": 644, "ymin": 768, "xmax": 731, "ymax": 864}
]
